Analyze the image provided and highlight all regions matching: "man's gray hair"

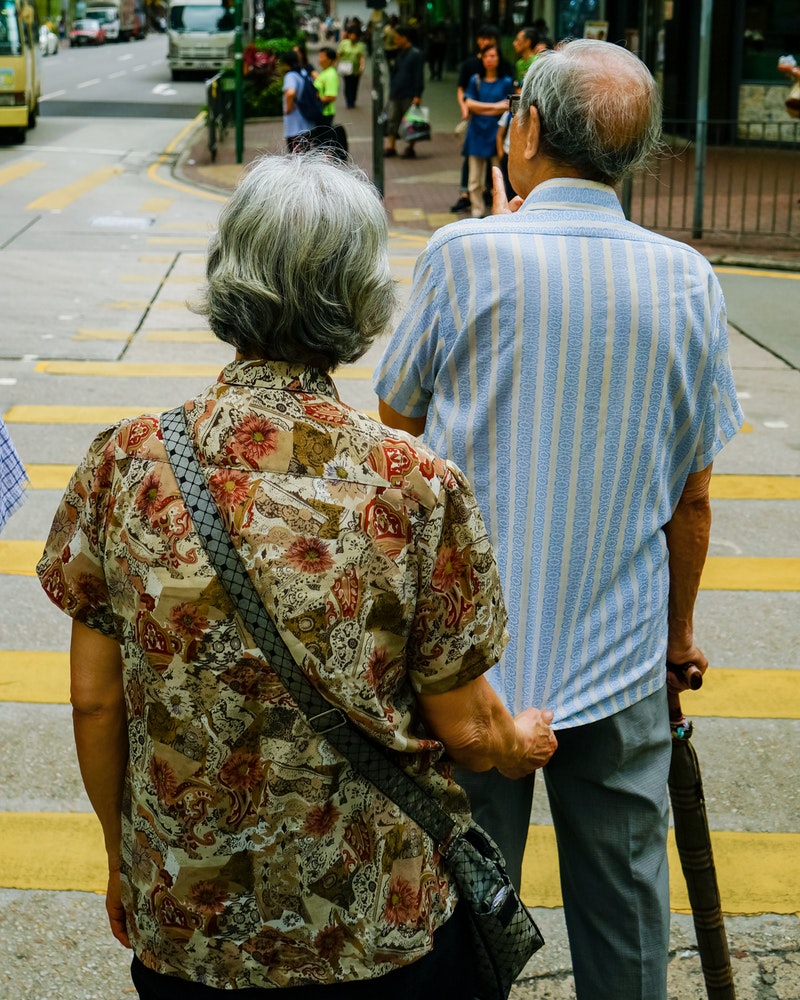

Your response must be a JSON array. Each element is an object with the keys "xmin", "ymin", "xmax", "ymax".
[
  {"xmin": 194, "ymin": 153, "xmax": 397, "ymax": 371},
  {"xmin": 519, "ymin": 38, "xmax": 662, "ymax": 185}
]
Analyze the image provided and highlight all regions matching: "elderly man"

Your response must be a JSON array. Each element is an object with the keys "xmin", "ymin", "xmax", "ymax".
[{"xmin": 375, "ymin": 39, "xmax": 743, "ymax": 1000}]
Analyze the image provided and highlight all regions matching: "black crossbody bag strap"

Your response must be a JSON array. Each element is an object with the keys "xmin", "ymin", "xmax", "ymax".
[{"xmin": 161, "ymin": 405, "xmax": 458, "ymax": 849}]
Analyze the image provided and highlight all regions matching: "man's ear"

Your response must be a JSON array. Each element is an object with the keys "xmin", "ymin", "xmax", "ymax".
[{"xmin": 522, "ymin": 106, "xmax": 541, "ymax": 161}]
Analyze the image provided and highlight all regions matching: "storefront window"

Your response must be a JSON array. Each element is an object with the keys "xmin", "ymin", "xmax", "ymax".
[{"xmin": 742, "ymin": 0, "xmax": 800, "ymax": 81}]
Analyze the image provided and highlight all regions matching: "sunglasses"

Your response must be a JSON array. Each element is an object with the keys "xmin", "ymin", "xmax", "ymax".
[{"xmin": 508, "ymin": 94, "xmax": 521, "ymax": 116}]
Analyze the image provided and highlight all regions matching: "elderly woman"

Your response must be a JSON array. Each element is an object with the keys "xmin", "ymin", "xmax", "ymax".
[{"xmin": 37, "ymin": 154, "xmax": 556, "ymax": 999}]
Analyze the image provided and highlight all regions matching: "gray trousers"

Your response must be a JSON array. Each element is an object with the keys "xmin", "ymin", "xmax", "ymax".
[{"xmin": 457, "ymin": 686, "xmax": 671, "ymax": 1000}]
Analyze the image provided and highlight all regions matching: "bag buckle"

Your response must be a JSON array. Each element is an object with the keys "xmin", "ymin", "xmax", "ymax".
[{"xmin": 308, "ymin": 707, "xmax": 348, "ymax": 734}]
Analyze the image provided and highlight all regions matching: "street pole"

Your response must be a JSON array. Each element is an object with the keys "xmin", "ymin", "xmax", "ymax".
[
  {"xmin": 234, "ymin": 0, "xmax": 244, "ymax": 165},
  {"xmin": 692, "ymin": 0, "xmax": 713, "ymax": 238},
  {"xmin": 371, "ymin": 17, "xmax": 385, "ymax": 198}
]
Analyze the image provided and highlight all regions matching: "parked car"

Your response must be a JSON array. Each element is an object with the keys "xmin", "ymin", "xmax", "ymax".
[
  {"xmin": 39, "ymin": 25, "xmax": 60, "ymax": 56},
  {"xmin": 69, "ymin": 19, "xmax": 106, "ymax": 46}
]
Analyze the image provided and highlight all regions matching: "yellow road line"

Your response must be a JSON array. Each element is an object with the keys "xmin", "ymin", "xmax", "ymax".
[
  {"xmin": 146, "ymin": 116, "xmax": 227, "ymax": 204},
  {"xmin": 3, "ymin": 651, "xmax": 797, "ymax": 717},
  {"xmin": 520, "ymin": 826, "xmax": 800, "ymax": 915},
  {"xmin": 73, "ymin": 329, "xmax": 130, "ymax": 341},
  {"xmin": 6, "ymin": 547, "xmax": 798, "ymax": 584},
  {"xmin": 4, "ymin": 405, "xmax": 161, "ymax": 424},
  {"xmin": 138, "ymin": 255, "xmax": 174, "ymax": 263},
  {"xmin": 701, "ymin": 557, "xmax": 800, "ymax": 591},
  {"xmin": 0, "ymin": 160, "xmax": 45, "ymax": 185},
  {"xmin": 138, "ymin": 198, "xmax": 172, "ymax": 213},
  {"xmin": 711, "ymin": 475, "xmax": 800, "ymax": 500},
  {"xmin": 26, "ymin": 165, "xmax": 123, "ymax": 211},
  {"xmin": 0, "ymin": 812, "xmax": 796, "ymax": 915},
  {"xmin": 23, "ymin": 465, "xmax": 72, "ymax": 489},
  {"xmin": 682, "ymin": 668, "xmax": 800, "ymax": 719},
  {"xmin": 715, "ymin": 266, "xmax": 800, "ymax": 280},
  {"xmin": 34, "ymin": 361, "xmax": 376, "ymax": 380},
  {"xmin": 141, "ymin": 330, "xmax": 216, "ymax": 342},
  {"xmin": 0, "ymin": 651, "xmax": 70, "ymax": 704},
  {"xmin": 0, "ymin": 541, "xmax": 43, "ymax": 576},
  {"xmin": 146, "ymin": 236, "xmax": 209, "ymax": 245}
]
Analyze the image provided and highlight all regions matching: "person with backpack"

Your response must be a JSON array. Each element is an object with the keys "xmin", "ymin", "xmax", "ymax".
[{"xmin": 281, "ymin": 50, "xmax": 325, "ymax": 152}]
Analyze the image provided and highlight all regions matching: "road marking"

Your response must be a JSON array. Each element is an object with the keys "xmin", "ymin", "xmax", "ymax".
[
  {"xmin": 38, "ymin": 89, "xmax": 66, "ymax": 100},
  {"xmin": 4, "ymin": 649, "xmax": 797, "ymax": 718},
  {"xmin": 34, "ymin": 361, "xmax": 375, "ymax": 380},
  {"xmin": 701, "ymin": 557, "xmax": 800, "ymax": 591},
  {"xmin": 72, "ymin": 329, "xmax": 131, "ymax": 340},
  {"xmin": 25, "ymin": 165, "xmax": 123, "ymax": 211},
  {"xmin": 108, "ymin": 70, "xmax": 126, "ymax": 79},
  {"xmin": 138, "ymin": 198, "xmax": 172, "ymax": 212},
  {"xmin": 0, "ymin": 651, "xmax": 70, "ymax": 703},
  {"xmin": 76, "ymin": 78, "xmax": 101, "ymax": 89},
  {"xmin": 715, "ymin": 266, "xmax": 800, "ymax": 281},
  {"xmin": 105, "ymin": 299, "xmax": 149, "ymax": 309},
  {"xmin": 519, "ymin": 826, "xmax": 800, "ymax": 915},
  {"xmin": 0, "ymin": 811, "xmax": 795, "ymax": 915},
  {"xmin": 146, "ymin": 236, "xmax": 209, "ymax": 245},
  {"xmin": 132, "ymin": 64, "xmax": 147, "ymax": 72},
  {"xmin": 3, "ymin": 404, "xmax": 158, "ymax": 424},
  {"xmin": 20, "ymin": 465, "xmax": 72, "ymax": 489},
  {"xmin": 147, "ymin": 116, "xmax": 228, "ymax": 205},
  {"xmin": 118, "ymin": 53, "xmax": 133, "ymax": 60},
  {"xmin": 0, "ymin": 161, "xmax": 45, "ymax": 185},
  {"xmin": 141, "ymin": 329, "xmax": 217, "ymax": 342},
  {"xmin": 711, "ymin": 475, "xmax": 800, "ymax": 499}
]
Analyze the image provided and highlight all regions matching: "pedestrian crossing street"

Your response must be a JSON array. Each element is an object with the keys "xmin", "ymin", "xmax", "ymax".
[{"xmin": 1, "ymin": 238, "xmax": 798, "ymax": 925}]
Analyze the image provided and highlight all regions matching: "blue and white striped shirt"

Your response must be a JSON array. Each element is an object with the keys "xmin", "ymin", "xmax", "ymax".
[{"xmin": 374, "ymin": 179, "xmax": 743, "ymax": 728}]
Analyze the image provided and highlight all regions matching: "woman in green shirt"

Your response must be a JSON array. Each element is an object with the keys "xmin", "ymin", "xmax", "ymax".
[{"xmin": 337, "ymin": 28, "xmax": 366, "ymax": 109}]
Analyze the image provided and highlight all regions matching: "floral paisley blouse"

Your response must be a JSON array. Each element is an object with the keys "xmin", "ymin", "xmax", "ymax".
[{"xmin": 37, "ymin": 360, "xmax": 508, "ymax": 990}]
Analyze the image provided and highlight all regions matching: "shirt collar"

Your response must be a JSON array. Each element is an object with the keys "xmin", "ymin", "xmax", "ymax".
[
  {"xmin": 519, "ymin": 177, "xmax": 625, "ymax": 217},
  {"xmin": 217, "ymin": 359, "xmax": 339, "ymax": 399}
]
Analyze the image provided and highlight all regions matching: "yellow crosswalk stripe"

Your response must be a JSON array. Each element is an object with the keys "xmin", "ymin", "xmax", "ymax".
[
  {"xmin": 72, "ymin": 329, "xmax": 131, "ymax": 341},
  {"xmin": 711, "ymin": 475, "xmax": 800, "ymax": 499},
  {"xmin": 4, "ymin": 405, "xmax": 157, "ymax": 424},
  {"xmin": 0, "ymin": 651, "xmax": 69, "ymax": 703},
  {"xmin": 24, "ymin": 465, "xmax": 72, "ymax": 489},
  {"xmin": 34, "ymin": 361, "xmax": 376, "ymax": 380},
  {"xmin": 519, "ymin": 826, "xmax": 800, "ymax": 915},
  {"xmin": 141, "ymin": 330, "xmax": 217, "ymax": 342},
  {"xmin": 0, "ymin": 160, "xmax": 45, "ymax": 185},
  {"xmin": 4, "ymin": 537, "xmax": 799, "ymax": 587},
  {"xmin": 701, "ymin": 557, "xmax": 800, "ymax": 591},
  {"xmin": 138, "ymin": 198, "xmax": 172, "ymax": 213},
  {"xmin": 0, "ymin": 812, "xmax": 795, "ymax": 915},
  {"xmin": 26, "ymin": 165, "xmax": 123, "ymax": 211},
  {"xmin": 3, "ymin": 651, "xmax": 797, "ymax": 718}
]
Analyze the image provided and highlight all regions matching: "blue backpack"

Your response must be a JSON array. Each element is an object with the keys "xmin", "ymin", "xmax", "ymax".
[{"xmin": 294, "ymin": 68, "xmax": 326, "ymax": 127}]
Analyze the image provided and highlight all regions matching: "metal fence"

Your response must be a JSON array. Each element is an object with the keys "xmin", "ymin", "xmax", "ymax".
[{"xmin": 624, "ymin": 118, "xmax": 800, "ymax": 247}]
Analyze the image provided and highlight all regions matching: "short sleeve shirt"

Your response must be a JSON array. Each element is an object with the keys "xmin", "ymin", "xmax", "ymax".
[
  {"xmin": 314, "ymin": 64, "xmax": 339, "ymax": 117},
  {"xmin": 282, "ymin": 69, "xmax": 313, "ymax": 137},
  {"xmin": 37, "ymin": 361, "xmax": 507, "ymax": 989},
  {"xmin": 374, "ymin": 180, "xmax": 743, "ymax": 729}
]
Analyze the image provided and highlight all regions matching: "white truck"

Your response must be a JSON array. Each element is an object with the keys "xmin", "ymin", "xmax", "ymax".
[
  {"xmin": 167, "ymin": 0, "xmax": 251, "ymax": 80},
  {"xmin": 84, "ymin": 0, "xmax": 136, "ymax": 41}
]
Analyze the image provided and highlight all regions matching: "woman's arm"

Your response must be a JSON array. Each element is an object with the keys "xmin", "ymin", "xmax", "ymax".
[
  {"xmin": 418, "ymin": 676, "xmax": 557, "ymax": 778},
  {"xmin": 70, "ymin": 619, "xmax": 130, "ymax": 947},
  {"xmin": 465, "ymin": 97, "xmax": 509, "ymax": 115}
]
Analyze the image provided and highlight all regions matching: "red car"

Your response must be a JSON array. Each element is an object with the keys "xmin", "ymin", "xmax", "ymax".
[{"xmin": 69, "ymin": 19, "xmax": 106, "ymax": 45}]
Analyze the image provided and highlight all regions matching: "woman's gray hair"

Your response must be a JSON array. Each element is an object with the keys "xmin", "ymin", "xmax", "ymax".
[
  {"xmin": 519, "ymin": 39, "xmax": 662, "ymax": 185},
  {"xmin": 193, "ymin": 153, "xmax": 397, "ymax": 371}
]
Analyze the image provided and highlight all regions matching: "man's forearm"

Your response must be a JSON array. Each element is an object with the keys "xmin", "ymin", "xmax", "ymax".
[{"xmin": 663, "ymin": 467, "xmax": 712, "ymax": 654}]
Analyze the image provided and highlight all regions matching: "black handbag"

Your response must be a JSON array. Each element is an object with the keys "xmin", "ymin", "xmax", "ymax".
[{"xmin": 161, "ymin": 405, "xmax": 544, "ymax": 1000}]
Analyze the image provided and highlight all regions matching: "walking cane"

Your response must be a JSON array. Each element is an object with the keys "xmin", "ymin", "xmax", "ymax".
[{"xmin": 667, "ymin": 661, "xmax": 736, "ymax": 999}]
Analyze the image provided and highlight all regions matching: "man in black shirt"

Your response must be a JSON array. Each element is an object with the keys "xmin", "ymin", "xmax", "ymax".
[{"xmin": 384, "ymin": 25, "xmax": 425, "ymax": 159}]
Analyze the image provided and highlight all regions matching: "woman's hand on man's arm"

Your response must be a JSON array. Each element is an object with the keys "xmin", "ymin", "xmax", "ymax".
[{"xmin": 418, "ymin": 675, "xmax": 557, "ymax": 778}]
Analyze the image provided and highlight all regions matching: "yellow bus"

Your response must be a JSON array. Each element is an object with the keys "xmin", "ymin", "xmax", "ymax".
[{"xmin": 0, "ymin": 0, "xmax": 41, "ymax": 142}]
